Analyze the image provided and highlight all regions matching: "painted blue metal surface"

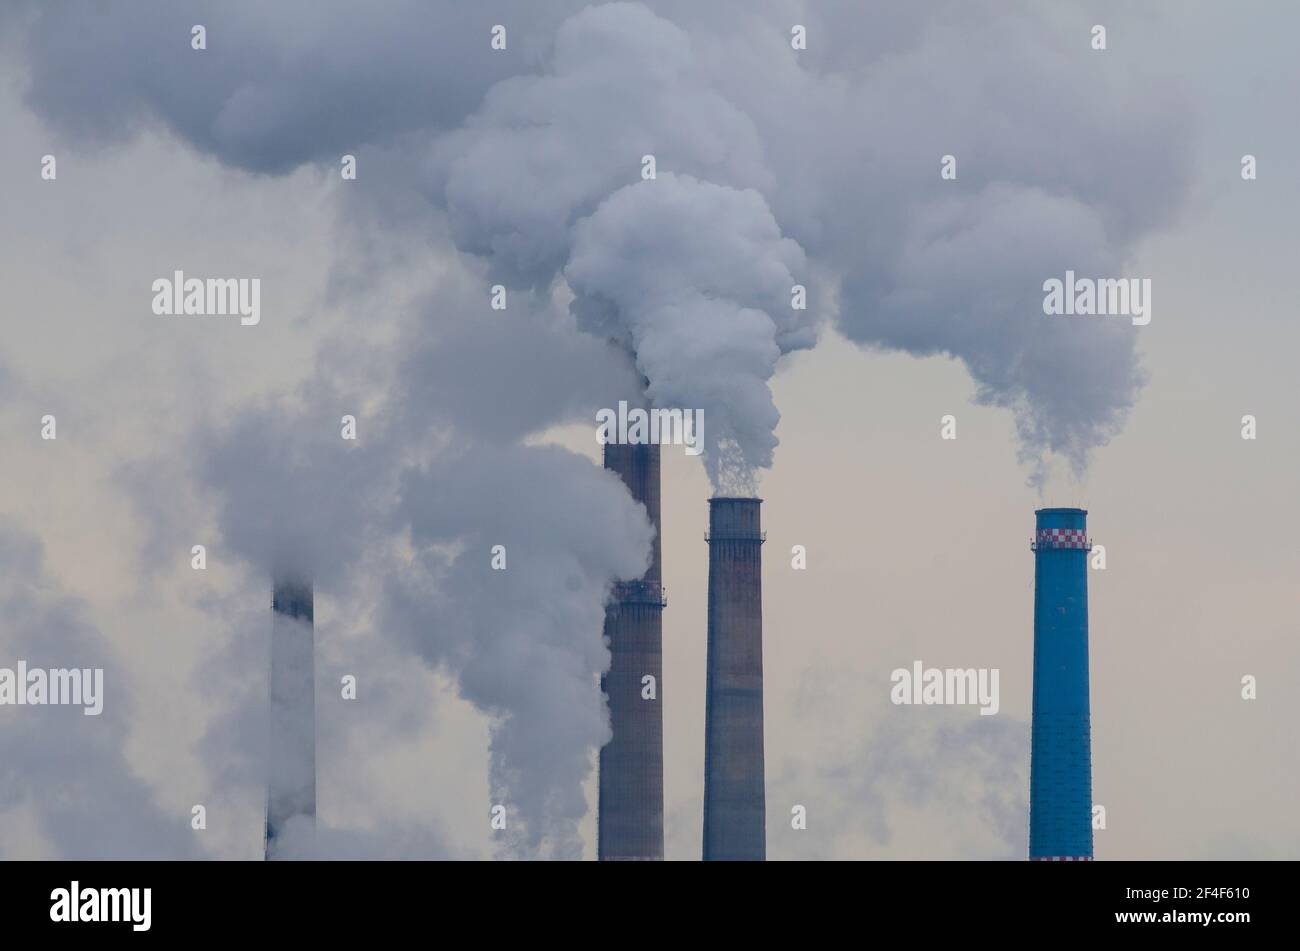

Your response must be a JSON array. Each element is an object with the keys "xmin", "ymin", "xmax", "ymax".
[{"xmin": 1029, "ymin": 508, "xmax": 1093, "ymax": 860}]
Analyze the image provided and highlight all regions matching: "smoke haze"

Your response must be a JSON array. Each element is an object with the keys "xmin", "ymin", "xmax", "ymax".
[{"xmin": 0, "ymin": 2, "xmax": 1290, "ymax": 863}]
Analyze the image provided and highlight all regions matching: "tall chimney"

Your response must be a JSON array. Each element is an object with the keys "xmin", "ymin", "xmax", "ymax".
[
  {"xmin": 597, "ymin": 442, "xmax": 665, "ymax": 860},
  {"xmin": 1029, "ymin": 508, "xmax": 1094, "ymax": 861},
  {"xmin": 702, "ymin": 496, "xmax": 766, "ymax": 860},
  {"xmin": 267, "ymin": 576, "xmax": 315, "ymax": 858}
]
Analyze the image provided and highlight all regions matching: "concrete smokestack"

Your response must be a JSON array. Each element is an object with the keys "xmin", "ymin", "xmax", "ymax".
[
  {"xmin": 1029, "ymin": 508, "xmax": 1094, "ymax": 861},
  {"xmin": 597, "ymin": 442, "xmax": 665, "ymax": 860},
  {"xmin": 702, "ymin": 496, "xmax": 765, "ymax": 861},
  {"xmin": 267, "ymin": 576, "xmax": 315, "ymax": 858}
]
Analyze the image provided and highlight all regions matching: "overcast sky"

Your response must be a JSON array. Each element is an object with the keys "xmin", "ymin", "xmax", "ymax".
[{"xmin": 1, "ymin": 1, "xmax": 1297, "ymax": 859}]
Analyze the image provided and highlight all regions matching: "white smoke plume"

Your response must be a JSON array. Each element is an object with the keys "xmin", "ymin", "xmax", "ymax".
[
  {"xmin": 705, "ymin": 2, "xmax": 1193, "ymax": 485},
  {"xmin": 432, "ymin": 3, "xmax": 820, "ymax": 493},
  {"xmin": 567, "ymin": 174, "xmax": 812, "ymax": 492},
  {"xmin": 196, "ymin": 377, "xmax": 390, "ymax": 587},
  {"xmin": 385, "ymin": 441, "xmax": 653, "ymax": 857},
  {"xmin": 423, "ymin": 1, "xmax": 1188, "ymax": 488},
  {"xmin": 378, "ymin": 287, "xmax": 653, "ymax": 855},
  {"xmin": 0, "ymin": 524, "xmax": 198, "ymax": 858},
  {"xmin": 0, "ymin": 0, "xmax": 1200, "ymax": 856},
  {"xmin": 5, "ymin": 0, "xmax": 1194, "ymax": 485}
]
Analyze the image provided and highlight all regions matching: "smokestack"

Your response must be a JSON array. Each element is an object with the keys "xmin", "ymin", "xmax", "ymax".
[
  {"xmin": 1029, "ymin": 508, "xmax": 1094, "ymax": 861},
  {"xmin": 702, "ymin": 496, "xmax": 765, "ymax": 860},
  {"xmin": 267, "ymin": 576, "xmax": 315, "ymax": 858},
  {"xmin": 597, "ymin": 442, "xmax": 665, "ymax": 860}
]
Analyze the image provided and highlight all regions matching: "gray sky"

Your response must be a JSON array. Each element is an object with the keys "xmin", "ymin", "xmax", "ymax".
[{"xmin": 1, "ymin": 1, "xmax": 1297, "ymax": 859}]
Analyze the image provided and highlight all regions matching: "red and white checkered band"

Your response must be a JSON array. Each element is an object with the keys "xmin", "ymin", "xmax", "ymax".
[
  {"xmin": 1036, "ymin": 528, "xmax": 1088, "ymax": 549},
  {"xmin": 1031, "ymin": 855, "xmax": 1094, "ymax": 862}
]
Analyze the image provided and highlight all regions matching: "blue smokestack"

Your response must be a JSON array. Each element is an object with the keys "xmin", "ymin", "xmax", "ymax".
[{"xmin": 1029, "ymin": 508, "xmax": 1093, "ymax": 861}]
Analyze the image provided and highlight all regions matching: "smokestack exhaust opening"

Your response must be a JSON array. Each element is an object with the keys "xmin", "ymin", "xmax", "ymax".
[
  {"xmin": 1029, "ymin": 508, "xmax": 1094, "ymax": 862},
  {"xmin": 702, "ymin": 496, "xmax": 766, "ymax": 861}
]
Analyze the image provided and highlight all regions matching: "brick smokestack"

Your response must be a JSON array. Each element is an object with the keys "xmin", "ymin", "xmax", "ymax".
[
  {"xmin": 702, "ymin": 496, "xmax": 766, "ymax": 860},
  {"xmin": 597, "ymin": 442, "xmax": 665, "ymax": 860},
  {"xmin": 267, "ymin": 576, "xmax": 315, "ymax": 858},
  {"xmin": 1029, "ymin": 508, "xmax": 1094, "ymax": 861}
]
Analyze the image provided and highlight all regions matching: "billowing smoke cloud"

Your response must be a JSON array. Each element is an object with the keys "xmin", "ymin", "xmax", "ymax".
[
  {"xmin": 6, "ymin": 0, "xmax": 1194, "ymax": 484},
  {"xmin": 181, "ymin": 279, "xmax": 652, "ymax": 856},
  {"xmin": 705, "ymin": 1, "xmax": 1193, "ymax": 485},
  {"xmin": 386, "ymin": 442, "xmax": 653, "ymax": 857},
  {"xmin": 432, "ymin": 2, "xmax": 817, "ymax": 492},
  {"xmin": 847, "ymin": 185, "xmax": 1146, "ymax": 482},
  {"xmin": 192, "ymin": 369, "xmax": 406, "ymax": 858},
  {"xmin": 422, "ymin": 0, "xmax": 1188, "ymax": 488},
  {"xmin": 195, "ymin": 376, "xmax": 390, "ymax": 587},
  {"xmin": 1, "ymin": 0, "xmax": 588, "ymax": 174},
  {"xmin": 371, "ymin": 289, "xmax": 653, "ymax": 856},
  {"xmin": 1, "ymin": 0, "xmax": 1199, "ymax": 856},
  {"xmin": 431, "ymin": 3, "xmax": 771, "ymax": 286},
  {"xmin": 567, "ymin": 174, "xmax": 812, "ymax": 491},
  {"xmin": 0, "ymin": 524, "xmax": 197, "ymax": 858}
]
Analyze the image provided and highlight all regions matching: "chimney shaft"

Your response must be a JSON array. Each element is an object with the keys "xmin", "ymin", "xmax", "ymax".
[
  {"xmin": 267, "ymin": 576, "xmax": 315, "ymax": 858},
  {"xmin": 597, "ymin": 442, "xmax": 665, "ymax": 860},
  {"xmin": 702, "ymin": 496, "xmax": 766, "ymax": 860},
  {"xmin": 1029, "ymin": 508, "xmax": 1094, "ymax": 861}
]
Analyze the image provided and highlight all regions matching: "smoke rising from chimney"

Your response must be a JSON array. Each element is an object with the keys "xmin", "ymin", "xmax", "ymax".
[
  {"xmin": 386, "ymin": 442, "xmax": 653, "ymax": 857},
  {"xmin": 1, "ymin": 0, "xmax": 1201, "ymax": 855},
  {"xmin": 10, "ymin": 2, "xmax": 1195, "ymax": 491},
  {"xmin": 568, "ymin": 174, "xmax": 813, "ymax": 494},
  {"xmin": 197, "ymin": 380, "xmax": 385, "ymax": 587},
  {"xmin": 432, "ymin": 4, "xmax": 821, "ymax": 494}
]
